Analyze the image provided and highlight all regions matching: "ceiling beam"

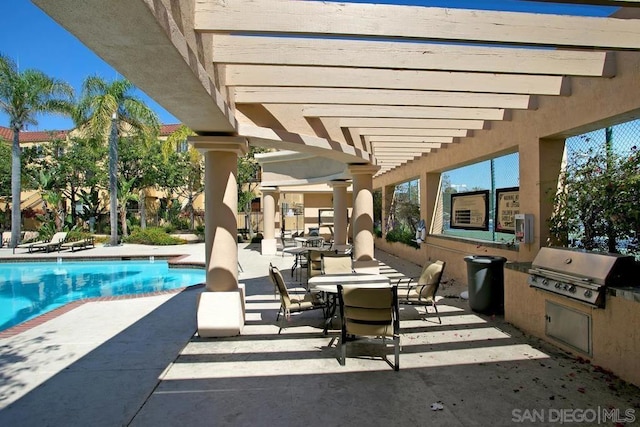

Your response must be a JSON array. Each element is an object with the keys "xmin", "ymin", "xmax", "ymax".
[
  {"xmin": 374, "ymin": 147, "xmax": 440, "ymax": 152},
  {"xmin": 373, "ymin": 142, "xmax": 447, "ymax": 149},
  {"xmin": 212, "ymin": 35, "xmax": 615, "ymax": 76},
  {"xmin": 224, "ymin": 65, "xmax": 570, "ymax": 96},
  {"xmin": 233, "ymin": 87, "xmax": 536, "ymax": 109},
  {"xmin": 338, "ymin": 118, "xmax": 490, "ymax": 130},
  {"xmin": 531, "ymin": 1, "xmax": 640, "ymax": 7},
  {"xmin": 355, "ymin": 128, "xmax": 471, "ymax": 137},
  {"xmin": 302, "ymin": 105, "xmax": 508, "ymax": 121},
  {"xmin": 195, "ymin": 0, "xmax": 640, "ymax": 49},
  {"xmin": 368, "ymin": 136, "xmax": 455, "ymax": 143}
]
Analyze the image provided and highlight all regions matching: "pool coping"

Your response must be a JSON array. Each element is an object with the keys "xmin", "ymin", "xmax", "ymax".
[{"xmin": 0, "ymin": 255, "xmax": 206, "ymax": 339}]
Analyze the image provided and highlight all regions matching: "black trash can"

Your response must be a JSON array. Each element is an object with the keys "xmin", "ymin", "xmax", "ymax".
[{"xmin": 464, "ymin": 255, "xmax": 507, "ymax": 314}]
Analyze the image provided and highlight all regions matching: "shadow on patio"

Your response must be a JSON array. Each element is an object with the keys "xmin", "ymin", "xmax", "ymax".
[{"xmin": 131, "ymin": 268, "xmax": 640, "ymax": 426}]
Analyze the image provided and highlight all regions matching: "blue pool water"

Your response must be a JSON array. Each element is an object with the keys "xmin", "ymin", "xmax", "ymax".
[{"xmin": 0, "ymin": 260, "xmax": 205, "ymax": 332}]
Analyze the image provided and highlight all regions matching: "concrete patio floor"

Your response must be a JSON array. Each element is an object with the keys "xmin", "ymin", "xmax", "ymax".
[{"xmin": 0, "ymin": 243, "xmax": 639, "ymax": 426}]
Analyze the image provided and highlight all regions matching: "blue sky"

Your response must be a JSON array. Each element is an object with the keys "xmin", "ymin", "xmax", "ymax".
[
  {"xmin": 0, "ymin": 0, "xmax": 179, "ymax": 131},
  {"xmin": 0, "ymin": 0, "xmax": 617, "ymax": 132}
]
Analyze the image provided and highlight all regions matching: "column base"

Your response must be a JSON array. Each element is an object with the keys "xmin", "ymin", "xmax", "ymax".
[
  {"xmin": 197, "ymin": 290, "xmax": 245, "ymax": 337},
  {"xmin": 261, "ymin": 238, "xmax": 278, "ymax": 256}
]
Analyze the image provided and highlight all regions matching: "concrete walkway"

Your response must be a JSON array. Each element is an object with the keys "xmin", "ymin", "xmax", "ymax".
[{"xmin": 0, "ymin": 243, "xmax": 639, "ymax": 426}]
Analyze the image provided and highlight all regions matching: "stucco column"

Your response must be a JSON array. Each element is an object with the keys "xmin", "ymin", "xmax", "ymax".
[
  {"xmin": 190, "ymin": 136, "xmax": 248, "ymax": 337},
  {"xmin": 330, "ymin": 180, "xmax": 349, "ymax": 246},
  {"xmin": 348, "ymin": 164, "xmax": 380, "ymax": 262},
  {"xmin": 260, "ymin": 186, "xmax": 279, "ymax": 255},
  {"xmin": 423, "ymin": 172, "xmax": 441, "ymax": 234}
]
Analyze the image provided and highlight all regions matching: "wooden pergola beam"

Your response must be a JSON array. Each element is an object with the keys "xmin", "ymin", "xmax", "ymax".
[
  {"xmin": 212, "ymin": 35, "xmax": 615, "ymax": 77},
  {"xmin": 224, "ymin": 65, "xmax": 570, "ymax": 96},
  {"xmin": 195, "ymin": 0, "xmax": 640, "ymax": 49},
  {"xmin": 338, "ymin": 118, "xmax": 490, "ymax": 130},
  {"xmin": 302, "ymin": 105, "xmax": 508, "ymax": 121},
  {"xmin": 233, "ymin": 87, "xmax": 536, "ymax": 110}
]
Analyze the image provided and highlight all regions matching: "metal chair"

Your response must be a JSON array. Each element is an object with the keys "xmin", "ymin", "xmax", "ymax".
[
  {"xmin": 268, "ymin": 263, "xmax": 326, "ymax": 333},
  {"xmin": 337, "ymin": 284, "xmax": 400, "ymax": 371},
  {"xmin": 397, "ymin": 260, "xmax": 445, "ymax": 324}
]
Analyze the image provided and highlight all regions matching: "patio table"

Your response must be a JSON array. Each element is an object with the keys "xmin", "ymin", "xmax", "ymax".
[
  {"xmin": 308, "ymin": 273, "xmax": 391, "ymax": 334},
  {"xmin": 282, "ymin": 246, "xmax": 311, "ymax": 280}
]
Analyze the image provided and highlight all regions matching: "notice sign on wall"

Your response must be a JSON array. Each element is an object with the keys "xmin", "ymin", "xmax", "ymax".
[
  {"xmin": 450, "ymin": 190, "xmax": 489, "ymax": 230},
  {"xmin": 495, "ymin": 187, "xmax": 519, "ymax": 233}
]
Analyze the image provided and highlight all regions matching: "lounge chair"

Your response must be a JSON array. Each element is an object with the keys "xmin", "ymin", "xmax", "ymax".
[
  {"xmin": 397, "ymin": 260, "xmax": 445, "ymax": 324},
  {"xmin": 27, "ymin": 232, "xmax": 68, "ymax": 253},
  {"xmin": 60, "ymin": 236, "xmax": 95, "ymax": 252},
  {"xmin": 337, "ymin": 284, "xmax": 401, "ymax": 371},
  {"xmin": 1, "ymin": 231, "xmax": 11, "ymax": 248},
  {"xmin": 268, "ymin": 263, "xmax": 326, "ymax": 334}
]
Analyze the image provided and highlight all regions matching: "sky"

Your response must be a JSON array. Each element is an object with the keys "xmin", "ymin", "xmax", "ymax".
[
  {"xmin": 0, "ymin": 0, "xmax": 617, "ymax": 132},
  {"xmin": 0, "ymin": 0, "xmax": 179, "ymax": 131}
]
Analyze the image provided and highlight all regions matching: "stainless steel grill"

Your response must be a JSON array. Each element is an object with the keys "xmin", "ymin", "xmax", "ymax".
[{"xmin": 528, "ymin": 247, "xmax": 638, "ymax": 308}]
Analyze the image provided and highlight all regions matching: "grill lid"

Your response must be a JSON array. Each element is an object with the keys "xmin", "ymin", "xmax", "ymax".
[{"xmin": 531, "ymin": 247, "xmax": 638, "ymax": 287}]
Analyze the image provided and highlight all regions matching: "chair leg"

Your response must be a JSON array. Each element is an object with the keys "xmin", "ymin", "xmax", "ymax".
[
  {"xmin": 340, "ymin": 338, "xmax": 346, "ymax": 366},
  {"xmin": 433, "ymin": 304, "xmax": 442, "ymax": 324},
  {"xmin": 394, "ymin": 336, "xmax": 400, "ymax": 371}
]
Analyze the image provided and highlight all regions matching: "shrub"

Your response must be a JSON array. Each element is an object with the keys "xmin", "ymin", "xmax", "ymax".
[
  {"xmin": 66, "ymin": 229, "xmax": 93, "ymax": 241},
  {"xmin": 123, "ymin": 227, "xmax": 186, "ymax": 245},
  {"xmin": 385, "ymin": 227, "xmax": 419, "ymax": 248}
]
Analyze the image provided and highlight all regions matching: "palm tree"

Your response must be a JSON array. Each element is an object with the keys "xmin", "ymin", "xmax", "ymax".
[
  {"xmin": 0, "ymin": 53, "xmax": 74, "ymax": 248},
  {"xmin": 75, "ymin": 76, "xmax": 159, "ymax": 246}
]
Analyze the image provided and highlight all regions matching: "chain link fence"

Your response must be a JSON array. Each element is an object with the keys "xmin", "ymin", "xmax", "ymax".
[{"xmin": 557, "ymin": 119, "xmax": 640, "ymax": 256}]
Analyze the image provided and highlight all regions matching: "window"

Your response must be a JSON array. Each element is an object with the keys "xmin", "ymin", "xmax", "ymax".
[{"xmin": 434, "ymin": 153, "xmax": 519, "ymax": 243}]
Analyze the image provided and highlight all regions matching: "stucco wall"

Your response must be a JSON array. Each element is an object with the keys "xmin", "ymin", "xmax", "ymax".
[{"xmin": 505, "ymin": 268, "xmax": 640, "ymax": 387}]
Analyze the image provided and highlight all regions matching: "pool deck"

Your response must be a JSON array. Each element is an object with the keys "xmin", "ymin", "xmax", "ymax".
[{"xmin": 0, "ymin": 242, "xmax": 639, "ymax": 426}]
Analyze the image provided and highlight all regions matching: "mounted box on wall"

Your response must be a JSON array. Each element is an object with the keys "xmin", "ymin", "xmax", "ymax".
[{"xmin": 514, "ymin": 214, "xmax": 533, "ymax": 244}]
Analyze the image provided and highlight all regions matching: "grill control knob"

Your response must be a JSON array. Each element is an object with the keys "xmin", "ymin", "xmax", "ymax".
[
  {"xmin": 555, "ymin": 283, "xmax": 561, "ymax": 289},
  {"xmin": 568, "ymin": 285, "xmax": 576, "ymax": 293},
  {"xmin": 542, "ymin": 279, "xmax": 548, "ymax": 286},
  {"xmin": 584, "ymin": 289, "xmax": 592, "ymax": 298}
]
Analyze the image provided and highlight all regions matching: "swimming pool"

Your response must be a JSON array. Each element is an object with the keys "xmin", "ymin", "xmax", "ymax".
[{"xmin": 0, "ymin": 260, "xmax": 205, "ymax": 332}]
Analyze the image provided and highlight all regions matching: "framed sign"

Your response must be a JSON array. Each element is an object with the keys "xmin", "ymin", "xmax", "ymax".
[
  {"xmin": 495, "ymin": 187, "xmax": 519, "ymax": 233},
  {"xmin": 450, "ymin": 190, "xmax": 489, "ymax": 230}
]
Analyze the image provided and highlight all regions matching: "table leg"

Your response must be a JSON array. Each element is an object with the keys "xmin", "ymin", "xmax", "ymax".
[{"xmin": 290, "ymin": 254, "xmax": 299, "ymax": 278}]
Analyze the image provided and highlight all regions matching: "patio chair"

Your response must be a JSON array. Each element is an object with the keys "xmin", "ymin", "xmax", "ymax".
[
  {"xmin": 27, "ymin": 232, "xmax": 68, "ymax": 253},
  {"xmin": 280, "ymin": 231, "xmax": 298, "ymax": 257},
  {"xmin": 1, "ymin": 231, "xmax": 11, "ymax": 248},
  {"xmin": 337, "ymin": 284, "xmax": 400, "ymax": 371},
  {"xmin": 268, "ymin": 263, "xmax": 327, "ymax": 333},
  {"xmin": 307, "ymin": 249, "xmax": 332, "ymax": 282},
  {"xmin": 321, "ymin": 252, "xmax": 353, "ymax": 275},
  {"xmin": 397, "ymin": 260, "xmax": 445, "ymax": 324}
]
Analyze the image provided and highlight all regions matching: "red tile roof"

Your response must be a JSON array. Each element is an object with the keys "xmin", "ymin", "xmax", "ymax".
[
  {"xmin": 160, "ymin": 124, "xmax": 182, "ymax": 135},
  {"xmin": 0, "ymin": 126, "xmax": 11, "ymax": 141},
  {"xmin": 0, "ymin": 124, "xmax": 182, "ymax": 142}
]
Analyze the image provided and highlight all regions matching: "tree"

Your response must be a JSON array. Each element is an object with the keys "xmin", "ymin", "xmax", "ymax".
[
  {"xmin": 117, "ymin": 176, "xmax": 138, "ymax": 237},
  {"xmin": 549, "ymin": 132, "xmax": 640, "ymax": 255},
  {"xmin": 237, "ymin": 146, "xmax": 268, "ymax": 235},
  {"xmin": 0, "ymin": 138, "xmax": 11, "ymax": 229},
  {"xmin": 74, "ymin": 77, "xmax": 159, "ymax": 245},
  {"xmin": 0, "ymin": 53, "xmax": 74, "ymax": 247},
  {"xmin": 161, "ymin": 125, "xmax": 203, "ymax": 230}
]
